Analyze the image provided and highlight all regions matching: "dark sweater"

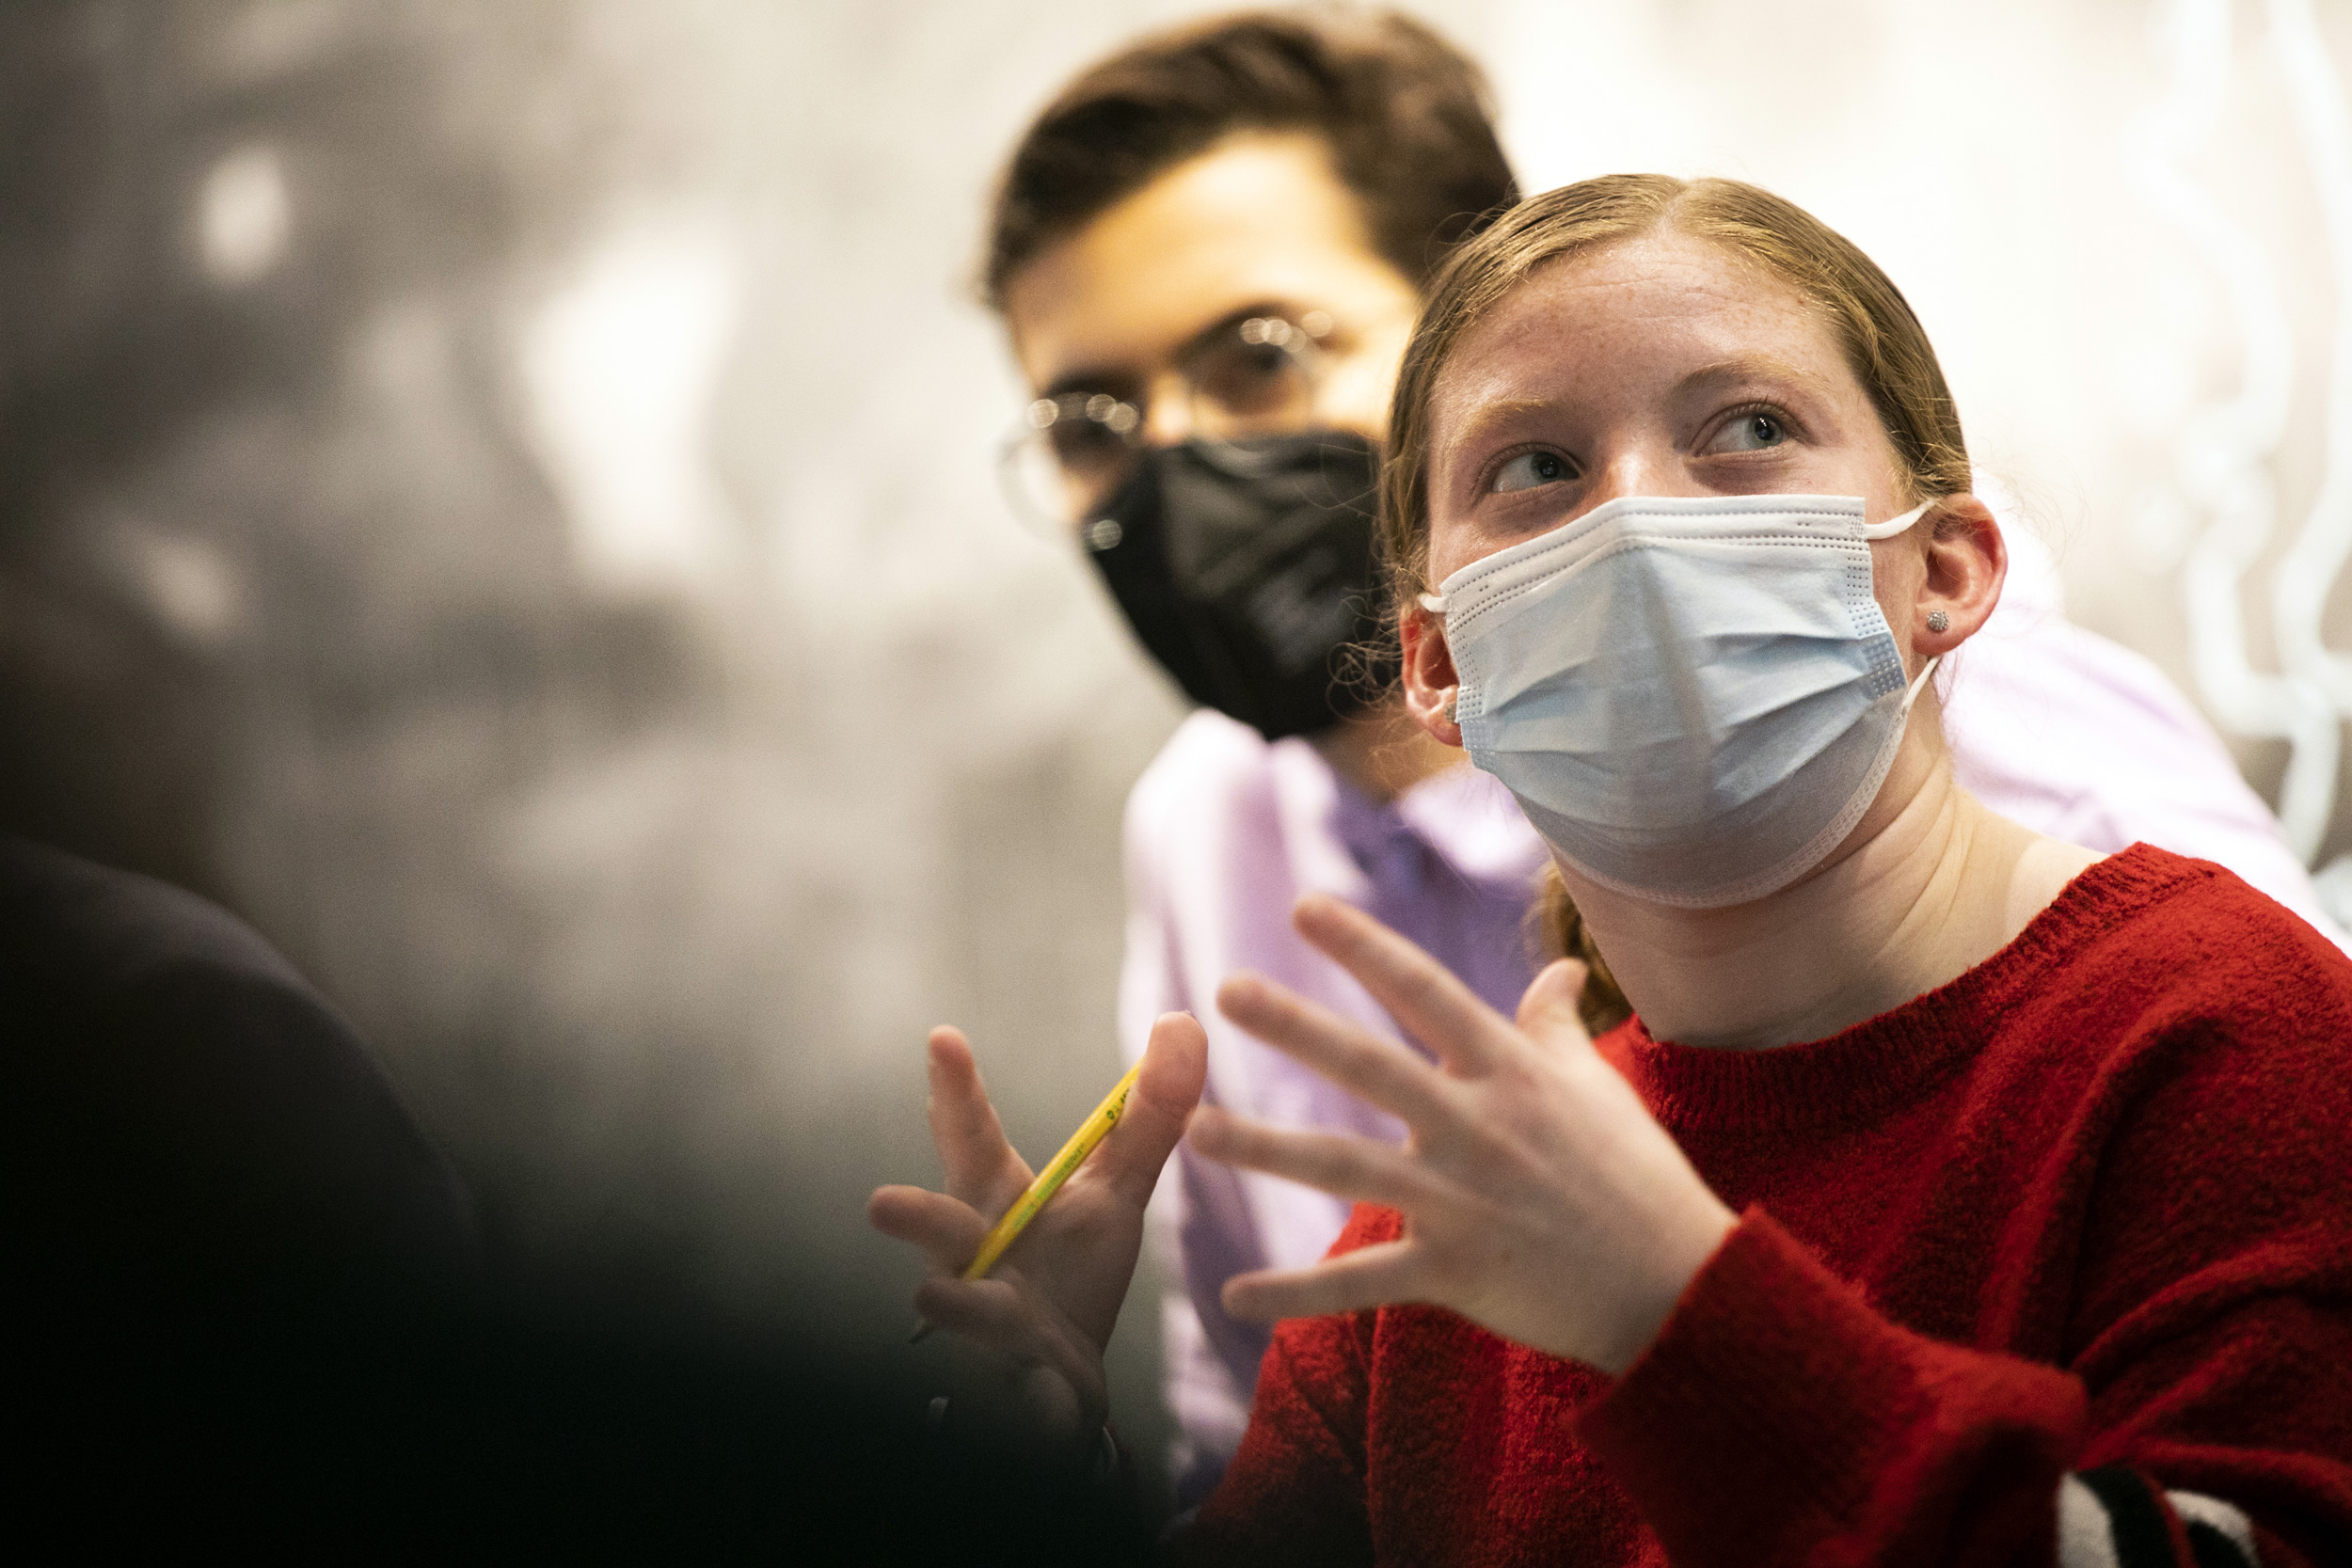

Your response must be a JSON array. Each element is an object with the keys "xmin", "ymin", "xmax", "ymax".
[{"xmin": 1185, "ymin": 845, "xmax": 2352, "ymax": 1566}]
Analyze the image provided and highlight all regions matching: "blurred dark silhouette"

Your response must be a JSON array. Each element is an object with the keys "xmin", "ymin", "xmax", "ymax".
[{"xmin": 0, "ymin": 834, "xmax": 1148, "ymax": 1559}]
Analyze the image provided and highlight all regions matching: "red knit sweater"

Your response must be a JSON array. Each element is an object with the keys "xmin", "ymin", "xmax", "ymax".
[{"xmin": 1182, "ymin": 846, "xmax": 2352, "ymax": 1566}]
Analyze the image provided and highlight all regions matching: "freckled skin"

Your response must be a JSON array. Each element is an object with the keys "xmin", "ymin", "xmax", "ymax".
[
  {"xmin": 1392, "ymin": 230, "xmax": 2096, "ymax": 1058},
  {"xmin": 1419, "ymin": 231, "xmax": 1923, "ymax": 626}
]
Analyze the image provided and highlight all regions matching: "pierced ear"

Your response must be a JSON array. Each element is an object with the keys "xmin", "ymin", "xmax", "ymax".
[
  {"xmin": 1914, "ymin": 495, "xmax": 2007, "ymax": 656},
  {"xmin": 1400, "ymin": 602, "xmax": 1464, "ymax": 747}
]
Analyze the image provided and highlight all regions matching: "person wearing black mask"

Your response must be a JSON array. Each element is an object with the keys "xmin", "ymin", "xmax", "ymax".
[{"xmin": 977, "ymin": 13, "xmax": 1564, "ymax": 1506}]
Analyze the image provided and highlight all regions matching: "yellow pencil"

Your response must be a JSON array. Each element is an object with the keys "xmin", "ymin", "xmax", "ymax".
[{"xmin": 909, "ymin": 1057, "xmax": 1145, "ymax": 1344}]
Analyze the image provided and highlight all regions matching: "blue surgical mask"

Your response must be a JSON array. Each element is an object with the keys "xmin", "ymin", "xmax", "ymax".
[{"xmin": 1421, "ymin": 493, "xmax": 1938, "ymax": 909}]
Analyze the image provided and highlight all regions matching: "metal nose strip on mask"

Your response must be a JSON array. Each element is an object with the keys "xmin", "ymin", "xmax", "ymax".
[{"xmin": 1416, "ymin": 497, "xmax": 1940, "ymax": 615}]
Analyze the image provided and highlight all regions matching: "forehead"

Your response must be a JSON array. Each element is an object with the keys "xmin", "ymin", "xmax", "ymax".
[
  {"xmin": 1429, "ymin": 230, "xmax": 1848, "ymax": 435},
  {"xmin": 1002, "ymin": 131, "xmax": 1415, "ymax": 387}
]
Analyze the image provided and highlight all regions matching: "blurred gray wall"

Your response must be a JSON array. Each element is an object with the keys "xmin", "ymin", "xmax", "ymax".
[{"xmin": 4, "ymin": 0, "xmax": 2351, "ymax": 1495}]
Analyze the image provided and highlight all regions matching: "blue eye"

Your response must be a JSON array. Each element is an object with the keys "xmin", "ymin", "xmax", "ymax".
[
  {"xmin": 1710, "ymin": 412, "xmax": 1787, "ymax": 452},
  {"xmin": 1492, "ymin": 451, "xmax": 1570, "ymax": 493}
]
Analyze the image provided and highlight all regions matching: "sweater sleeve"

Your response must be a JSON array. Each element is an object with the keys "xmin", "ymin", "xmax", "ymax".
[
  {"xmin": 1170, "ymin": 1204, "xmax": 1391, "ymax": 1567},
  {"xmin": 1576, "ymin": 1208, "xmax": 2350, "ymax": 1568}
]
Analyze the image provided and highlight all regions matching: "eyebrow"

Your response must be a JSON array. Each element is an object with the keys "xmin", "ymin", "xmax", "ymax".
[
  {"xmin": 1037, "ymin": 300, "xmax": 1305, "ymax": 403},
  {"xmin": 1676, "ymin": 355, "xmax": 1841, "ymax": 402},
  {"xmin": 1443, "ymin": 354, "xmax": 1843, "ymax": 454},
  {"xmin": 1440, "ymin": 396, "xmax": 1555, "ymax": 455}
]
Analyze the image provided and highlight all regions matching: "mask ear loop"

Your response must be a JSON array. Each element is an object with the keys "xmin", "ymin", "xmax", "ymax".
[
  {"xmin": 1862, "ymin": 498, "xmax": 1937, "ymax": 541},
  {"xmin": 1874, "ymin": 499, "xmax": 1945, "ymax": 712},
  {"xmin": 1407, "ymin": 591, "xmax": 1455, "ymax": 718},
  {"xmin": 1900, "ymin": 654, "xmax": 1941, "ymax": 710}
]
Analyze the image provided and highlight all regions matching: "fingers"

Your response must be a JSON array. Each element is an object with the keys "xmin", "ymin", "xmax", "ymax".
[
  {"xmin": 1214, "ymin": 972, "xmax": 1458, "ymax": 1123},
  {"xmin": 1289, "ymin": 894, "xmax": 1511, "ymax": 1076},
  {"xmin": 914, "ymin": 1274, "xmax": 1063, "ymax": 1358},
  {"xmin": 1094, "ymin": 1011, "xmax": 1208, "ymax": 1209},
  {"xmin": 926, "ymin": 1026, "xmax": 1033, "ymax": 1213},
  {"xmin": 1514, "ymin": 958, "xmax": 1594, "ymax": 1051},
  {"xmin": 1188, "ymin": 1107, "xmax": 1460, "ymax": 1214},
  {"xmin": 866, "ymin": 1183, "xmax": 986, "ymax": 1274},
  {"xmin": 1220, "ymin": 1239, "xmax": 1424, "ymax": 1323},
  {"xmin": 912, "ymin": 1272, "xmax": 1106, "ymax": 1440}
]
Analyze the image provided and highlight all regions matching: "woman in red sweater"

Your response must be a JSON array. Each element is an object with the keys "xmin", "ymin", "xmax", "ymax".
[{"xmin": 872, "ymin": 174, "xmax": 2352, "ymax": 1566}]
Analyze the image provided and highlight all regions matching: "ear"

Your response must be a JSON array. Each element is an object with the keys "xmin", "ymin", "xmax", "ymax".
[
  {"xmin": 1400, "ymin": 600, "xmax": 1464, "ymax": 748},
  {"xmin": 1911, "ymin": 495, "xmax": 2006, "ymax": 657}
]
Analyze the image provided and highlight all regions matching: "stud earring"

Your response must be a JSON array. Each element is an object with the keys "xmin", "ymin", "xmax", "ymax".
[{"xmin": 1926, "ymin": 610, "xmax": 1950, "ymax": 633}]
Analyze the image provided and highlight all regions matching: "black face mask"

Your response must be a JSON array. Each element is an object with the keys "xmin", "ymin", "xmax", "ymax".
[{"xmin": 1083, "ymin": 432, "xmax": 1395, "ymax": 741}]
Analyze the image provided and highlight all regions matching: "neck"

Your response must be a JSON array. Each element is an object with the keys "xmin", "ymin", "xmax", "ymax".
[
  {"xmin": 1310, "ymin": 697, "xmax": 1462, "ymax": 804},
  {"xmin": 1570, "ymin": 725, "xmax": 2099, "ymax": 1051}
]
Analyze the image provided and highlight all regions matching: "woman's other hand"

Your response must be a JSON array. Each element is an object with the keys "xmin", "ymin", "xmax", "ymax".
[
  {"xmin": 1192, "ymin": 895, "xmax": 1735, "ymax": 1375},
  {"xmin": 866, "ymin": 1011, "xmax": 1206, "ymax": 1449}
]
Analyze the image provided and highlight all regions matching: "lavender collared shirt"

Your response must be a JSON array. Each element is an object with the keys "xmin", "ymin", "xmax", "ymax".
[{"xmin": 1118, "ymin": 520, "xmax": 2343, "ymax": 1508}]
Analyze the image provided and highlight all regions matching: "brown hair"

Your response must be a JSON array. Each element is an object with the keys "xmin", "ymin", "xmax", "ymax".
[
  {"xmin": 981, "ymin": 7, "xmax": 1518, "ymax": 309},
  {"xmin": 1532, "ymin": 863, "xmax": 1633, "ymax": 1034},
  {"xmin": 1376, "ymin": 173, "xmax": 1972, "ymax": 603},
  {"xmin": 1383, "ymin": 175, "xmax": 1972, "ymax": 1024}
]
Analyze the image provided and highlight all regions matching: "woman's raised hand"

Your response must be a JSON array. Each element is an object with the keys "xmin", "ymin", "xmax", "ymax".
[
  {"xmin": 1190, "ymin": 895, "xmax": 1736, "ymax": 1375},
  {"xmin": 866, "ymin": 1012, "xmax": 1205, "ymax": 1449}
]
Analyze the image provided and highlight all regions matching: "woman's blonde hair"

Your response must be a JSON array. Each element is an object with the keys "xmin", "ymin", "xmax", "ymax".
[{"xmin": 1384, "ymin": 175, "xmax": 1973, "ymax": 1016}]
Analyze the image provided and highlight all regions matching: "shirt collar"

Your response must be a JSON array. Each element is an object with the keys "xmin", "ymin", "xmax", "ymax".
[{"xmin": 1268, "ymin": 738, "xmax": 1547, "ymax": 900}]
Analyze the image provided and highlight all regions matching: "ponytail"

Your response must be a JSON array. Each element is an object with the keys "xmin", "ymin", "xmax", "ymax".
[{"xmin": 1531, "ymin": 867, "xmax": 1632, "ymax": 1036}]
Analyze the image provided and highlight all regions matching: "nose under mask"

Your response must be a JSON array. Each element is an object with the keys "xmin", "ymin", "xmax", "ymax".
[
  {"xmin": 1422, "ymin": 492, "xmax": 1941, "ymax": 909},
  {"xmin": 1083, "ymin": 433, "xmax": 1394, "ymax": 742}
]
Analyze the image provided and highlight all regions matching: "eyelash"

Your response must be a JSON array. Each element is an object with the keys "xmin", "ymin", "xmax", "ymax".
[
  {"xmin": 1470, "ymin": 399, "xmax": 1808, "ymax": 499},
  {"xmin": 1709, "ymin": 400, "xmax": 1803, "ymax": 450},
  {"xmin": 1477, "ymin": 441, "xmax": 1576, "ymax": 495}
]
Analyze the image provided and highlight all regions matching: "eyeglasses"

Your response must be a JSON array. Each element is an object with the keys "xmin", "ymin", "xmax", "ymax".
[{"xmin": 999, "ymin": 311, "xmax": 1335, "ymax": 536}]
